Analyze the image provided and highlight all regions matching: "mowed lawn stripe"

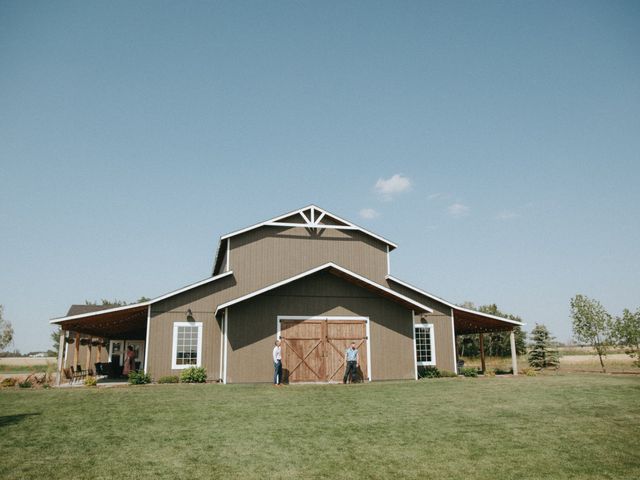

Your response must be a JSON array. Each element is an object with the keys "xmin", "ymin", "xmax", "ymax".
[{"xmin": 0, "ymin": 374, "xmax": 638, "ymax": 479}]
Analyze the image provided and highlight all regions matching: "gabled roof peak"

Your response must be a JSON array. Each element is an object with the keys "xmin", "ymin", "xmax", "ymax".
[{"xmin": 220, "ymin": 205, "xmax": 397, "ymax": 248}]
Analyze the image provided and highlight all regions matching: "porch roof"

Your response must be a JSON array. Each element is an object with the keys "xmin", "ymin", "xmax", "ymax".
[
  {"xmin": 54, "ymin": 305, "xmax": 148, "ymax": 338},
  {"xmin": 452, "ymin": 308, "xmax": 522, "ymax": 334},
  {"xmin": 386, "ymin": 275, "xmax": 524, "ymax": 334},
  {"xmin": 50, "ymin": 270, "xmax": 234, "ymax": 336}
]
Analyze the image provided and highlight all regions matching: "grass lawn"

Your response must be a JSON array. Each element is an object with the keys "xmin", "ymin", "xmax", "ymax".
[{"xmin": 1, "ymin": 374, "xmax": 639, "ymax": 479}]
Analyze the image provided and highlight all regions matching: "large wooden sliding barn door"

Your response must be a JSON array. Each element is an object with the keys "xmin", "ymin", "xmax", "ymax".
[{"xmin": 280, "ymin": 318, "xmax": 367, "ymax": 383}]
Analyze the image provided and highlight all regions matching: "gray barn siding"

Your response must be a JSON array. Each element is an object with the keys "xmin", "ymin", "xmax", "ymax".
[
  {"xmin": 147, "ymin": 310, "xmax": 221, "ymax": 381},
  {"xmin": 386, "ymin": 281, "xmax": 457, "ymax": 373},
  {"xmin": 228, "ymin": 226, "xmax": 389, "ymax": 296},
  {"xmin": 146, "ymin": 277, "xmax": 236, "ymax": 381}
]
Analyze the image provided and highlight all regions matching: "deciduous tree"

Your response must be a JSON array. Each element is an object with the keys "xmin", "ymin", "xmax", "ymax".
[
  {"xmin": 0, "ymin": 305, "xmax": 14, "ymax": 351},
  {"xmin": 570, "ymin": 294, "xmax": 612, "ymax": 373},
  {"xmin": 613, "ymin": 308, "xmax": 640, "ymax": 367}
]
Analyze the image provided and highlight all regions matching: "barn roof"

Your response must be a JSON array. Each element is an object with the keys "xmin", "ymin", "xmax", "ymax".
[{"xmin": 215, "ymin": 262, "xmax": 433, "ymax": 315}]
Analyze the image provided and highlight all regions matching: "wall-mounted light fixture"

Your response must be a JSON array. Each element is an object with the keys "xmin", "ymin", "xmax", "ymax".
[{"xmin": 186, "ymin": 308, "xmax": 194, "ymax": 321}]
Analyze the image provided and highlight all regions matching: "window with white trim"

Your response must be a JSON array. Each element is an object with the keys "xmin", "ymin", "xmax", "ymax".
[
  {"xmin": 414, "ymin": 324, "xmax": 435, "ymax": 365},
  {"xmin": 172, "ymin": 322, "xmax": 203, "ymax": 369}
]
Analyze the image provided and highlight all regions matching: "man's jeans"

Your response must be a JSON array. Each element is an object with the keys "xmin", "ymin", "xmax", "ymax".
[
  {"xmin": 343, "ymin": 360, "xmax": 358, "ymax": 383},
  {"xmin": 274, "ymin": 360, "xmax": 282, "ymax": 384}
]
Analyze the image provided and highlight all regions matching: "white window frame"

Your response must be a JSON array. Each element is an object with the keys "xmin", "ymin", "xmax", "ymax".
[
  {"xmin": 414, "ymin": 323, "xmax": 436, "ymax": 366},
  {"xmin": 171, "ymin": 322, "xmax": 203, "ymax": 370}
]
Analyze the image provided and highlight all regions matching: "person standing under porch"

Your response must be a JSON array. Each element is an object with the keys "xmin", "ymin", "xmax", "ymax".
[
  {"xmin": 343, "ymin": 342, "xmax": 359, "ymax": 384},
  {"xmin": 273, "ymin": 340, "xmax": 282, "ymax": 385},
  {"xmin": 123, "ymin": 345, "xmax": 135, "ymax": 376}
]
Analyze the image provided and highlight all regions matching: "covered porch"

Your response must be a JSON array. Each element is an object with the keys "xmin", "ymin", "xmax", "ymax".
[
  {"xmin": 52, "ymin": 304, "xmax": 149, "ymax": 386},
  {"xmin": 452, "ymin": 307, "xmax": 524, "ymax": 375}
]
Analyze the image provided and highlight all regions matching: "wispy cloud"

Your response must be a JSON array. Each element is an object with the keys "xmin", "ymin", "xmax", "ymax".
[
  {"xmin": 496, "ymin": 210, "xmax": 521, "ymax": 221},
  {"xmin": 374, "ymin": 174, "xmax": 411, "ymax": 201},
  {"xmin": 447, "ymin": 203, "xmax": 470, "ymax": 217},
  {"xmin": 428, "ymin": 192, "xmax": 449, "ymax": 200},
  {"xmin": 359, "ymin": 208, "xmax": 379, "ymax": 219}
]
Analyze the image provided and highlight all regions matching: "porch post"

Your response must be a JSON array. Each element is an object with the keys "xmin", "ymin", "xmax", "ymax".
[
  {"xmin": 73, "ymin": 332, "xmax": 80, "ymax": 369},
  {"xmin": 510, "ymin": 330, "xmax": 518, "ymax": 375},
  {"xmin": 86, "ymin": 339, "xmax": 92, "ymax": 371},
  {"xmin": 479, "ymin": 333, "xmax": 486, "ymax": 373},
  {"xmin": 56, "ymin": 329, "xmax": 65, "ymax": 386}
]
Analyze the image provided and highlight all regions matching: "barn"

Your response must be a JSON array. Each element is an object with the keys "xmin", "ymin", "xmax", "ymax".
[{"xmin": 51, "ymin": 205, "xmax": 523, "ymax": 384}]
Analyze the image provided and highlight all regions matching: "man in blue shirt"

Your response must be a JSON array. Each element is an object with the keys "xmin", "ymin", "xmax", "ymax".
[{"xmin": 343, "ymin": 342, "xmax": 359, "ymax": 384}]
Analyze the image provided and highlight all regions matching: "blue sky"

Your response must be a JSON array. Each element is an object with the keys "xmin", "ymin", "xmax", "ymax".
[{"xmin": 1, "ymin": 1, "xmax": 639, "ymax": 353}]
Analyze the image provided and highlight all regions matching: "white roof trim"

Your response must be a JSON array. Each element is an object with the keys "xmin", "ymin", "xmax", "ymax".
[
  {"xmin": 215, "ymin": 262, "xmax": 432, "ymax": 315},
  {"xmin": 219, "ymin": 205, "xmax": 398, "ymax": 248},
  {"xmin": 385, "ymin": 275, "xmax": 524, "ymax": 327},
  {"xmin": 50, "ymin": 270, "xmax": 234, "ymax": 324},
  {"xmin": 50, "ymin": 302, "xmax": 150, "ymax": 324}
]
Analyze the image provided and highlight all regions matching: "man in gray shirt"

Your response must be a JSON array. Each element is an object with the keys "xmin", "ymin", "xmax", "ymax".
[
  {"xmin": 343, "ymin": 342, "xmax": 359, "ymax": 384},
  {"xmin": 273, "ymin": 340, "xmax": 282, "ymax": 386}
]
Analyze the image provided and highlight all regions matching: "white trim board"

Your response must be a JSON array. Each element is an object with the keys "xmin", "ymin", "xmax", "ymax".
[
  {"xmin": 386, "ymin": 275, "xmax": 525, "ymax": 327},
  {"xmin": 450, "ymin": 308, "xmax": 458, "ymax": 375},
  {"xmin": 276, "ymin": 315, "xmax": 372, "ymax": 382},
  {"xmin": 50, "ymin": 270, "xmax": 233, "ymax": 324},
  {"xmin": 222, "ymin": 309, "xmax": 228, "ymax": 384},
  {"xmin": 143, "ymin": 305, "xmax": 151, "ymax": 374}
]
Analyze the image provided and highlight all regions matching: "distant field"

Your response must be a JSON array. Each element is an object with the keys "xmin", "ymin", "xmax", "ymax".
[
  {"xmin": 0, "ymin": 357, "xmax": 56, "ymax": 366},
  {"xmin": 0, "ymin": 357, "xmax": 56, "ymax": 375},
  {"xmin": 558, "ymin": 346, "xmax": 628, "ymax": 356},
  {"xmin": 463, "ymin": 350, "xmax": 637, "ymax": 374},
  {"xmin": 1, "ymin": 374, "xmax": 639, "ymax": 479}
]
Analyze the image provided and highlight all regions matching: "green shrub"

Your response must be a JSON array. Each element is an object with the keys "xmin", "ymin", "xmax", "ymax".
[
  {"xmin": 1, "ymin": 377, "xmax": 17, "ymax": 387},
  {"xmin": 180, "ymin": 367, "xmax": 207, "ymax": 383},
  {"xmin": 494, "ymin": 367, "xmax": 513, "ymax": 375},
  {"xmin": 158, "ymin": 375, "xmax": 179, "ymax": 384},
  {"xmin": 439, "ymin": 370, "xmax": 458, "ymax": 378},
  {"xmin": 460, "ymin": 367, "xmax": 478, "ymax": 378},
  {"xmin": 128, "ymin": 370, "xmax": 151, "ymax": 385},
  {"xmin": 18, "ymin": 380, "xmax": 32, "ymax": 388},
  {"xmin": 84, "ymin": 376, "xmax": 97, "ymax": 387},
  {"xmin": 418, "ymin": 366, "xmax": 441, "ymax": 379}
]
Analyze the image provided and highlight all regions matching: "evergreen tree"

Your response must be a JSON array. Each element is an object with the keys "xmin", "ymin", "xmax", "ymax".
[{"xmin": 528, "ymin": 324, "xmax": 559, "ymax": 369}]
